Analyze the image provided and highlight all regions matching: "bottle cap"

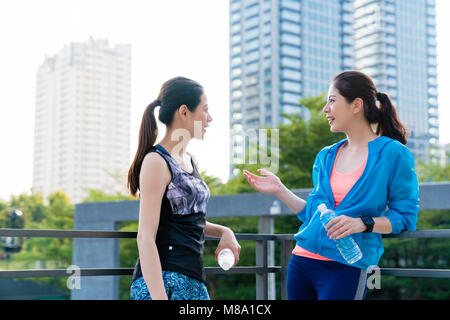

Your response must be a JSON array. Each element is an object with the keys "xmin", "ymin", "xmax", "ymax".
[
  {"xmin": 318, "ymin": 203, "xmax": 328, "ymax": 213},
  {"xmin": 221, "ymin": 261, "xmax": 232, "ymax": 271}
]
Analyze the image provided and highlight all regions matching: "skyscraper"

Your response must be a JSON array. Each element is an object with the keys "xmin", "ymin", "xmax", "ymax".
[
  {"xmin": 353, "ymin": 0, "xmax": 438, "ymax": 162},
  {"xmin": 229, "ymin": 0, "xmax": 439, "ymax": 174},
  {"xmin": 229, "ymin": 0, "xmax": 354, "ymax": 175},
  {"xmin": 32, "ymin": 37, "xmax": 131, "ymax": 203}
]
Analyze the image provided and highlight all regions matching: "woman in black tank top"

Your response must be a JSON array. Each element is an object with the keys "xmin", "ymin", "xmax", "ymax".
[{"xmin": 127, "ymin": 77, "xmax": 241, "ymax": 300}]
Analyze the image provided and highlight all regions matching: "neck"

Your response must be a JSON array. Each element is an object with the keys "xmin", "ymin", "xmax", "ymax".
[
  {"xmin": 158, "ymin": 127, "xmax": 191, "ymax": 160},
  {"xmin": 344, "ymin": 122, "xmax": 378, "ymax": 150}
]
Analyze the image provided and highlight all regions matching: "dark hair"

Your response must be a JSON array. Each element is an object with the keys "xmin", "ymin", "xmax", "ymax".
[
  {"xmin": 127, "ymin": 76, "xmax": 204, "ymax": 197},
  {"xmin": 332, "ymin": 70, "xmax": 408, "ymax": 145}
]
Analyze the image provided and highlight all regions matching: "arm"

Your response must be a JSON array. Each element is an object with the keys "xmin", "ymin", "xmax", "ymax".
[
  {"xmin": 326, "ymin": 216, "xmax": 392, "ymax": 239},
  {"xmin": 383, "ymin": 146, "xmax": 420, "ymax": 234},
  {"xmin": 275, "ymin": 183, "xmax": 307, "ymax": 214},
  {"xmin": 136, "ymin": 152, "xmax": 171, "ymax": 300},
  {"xmin": 205, "ymin": 221, "xmax": 241, "ymax": 266}
]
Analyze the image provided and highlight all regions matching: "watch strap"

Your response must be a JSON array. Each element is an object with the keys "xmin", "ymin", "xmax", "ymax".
[{"xmin": 360, "ymin": 215, "xmax": 375, "ymax": 233}]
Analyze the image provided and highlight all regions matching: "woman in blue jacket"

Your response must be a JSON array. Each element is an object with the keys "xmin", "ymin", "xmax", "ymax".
[{"xmin": 243, "ymin": 70, "xmax": 419, "ymax": 300}]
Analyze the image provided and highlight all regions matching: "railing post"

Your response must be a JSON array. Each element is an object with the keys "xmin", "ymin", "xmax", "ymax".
[
  {"xmin": 255, "ymin": 239, "xmax": 268, "ymax": 300},
  {"xmin": 259, "ymin": 216, "xmax": 276, "ymax": 299},
  {"xmin": 280, "ymin": 239, "xmax": 294, "ymax": 300}
]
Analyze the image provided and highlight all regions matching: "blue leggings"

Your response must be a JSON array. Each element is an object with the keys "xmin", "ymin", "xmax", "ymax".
[
  {"xmin": 287, "ymin": 254, "xmax": 368, "ymax": 300},
  {"xmin": 130, "ymin": 271, "xmax": 210, "ymax": 300}
]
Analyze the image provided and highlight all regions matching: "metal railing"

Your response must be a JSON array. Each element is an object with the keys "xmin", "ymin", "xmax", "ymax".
[{"xmin": 1, "ymin": 228, "xmax": 449, "ymax": 300}]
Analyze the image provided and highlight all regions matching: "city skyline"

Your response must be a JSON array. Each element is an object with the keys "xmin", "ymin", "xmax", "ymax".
[{"xmin": 0, "ymin": 0, "xmax": 448, "ymax": 202}]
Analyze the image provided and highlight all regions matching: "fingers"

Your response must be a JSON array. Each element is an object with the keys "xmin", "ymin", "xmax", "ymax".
[
  {"xmin": 257, "ymin": 168, "xmax": 273, "ymax": 176},
  {"xmin": 242, "ymin": 169, "xmax": 258, "ymax": 178},
  {"xmin": 243, "ymin": 171, "xmax": 258, "ymax": 188},
  {"xmin": 325, "ymin": 216, "xmax": 341, "ymax": 231},
  {"xmin": 326, "ymin": 216, "xmax": 357, "ymax": 239},
  {"xmin": 234, "ymin": 244, "xmax": 241, "ymax": 266},
  {"xmin": 328, "ymin": 225, "xmax": 351, "ymax": 239}
]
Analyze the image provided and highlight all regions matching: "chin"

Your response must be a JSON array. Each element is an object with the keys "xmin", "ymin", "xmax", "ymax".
[{"xmin": 330, "ymin": 126, "xmax": 343, "ymax": 133}]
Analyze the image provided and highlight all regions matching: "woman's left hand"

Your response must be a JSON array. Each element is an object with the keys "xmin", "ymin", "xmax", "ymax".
[
  {"xmin": 215, "ymin": 228, "xmax": 241, "ymax": 267},
  {"xmin": 325, "ymin": 215, "xmax": 367, "ymax": 239}
]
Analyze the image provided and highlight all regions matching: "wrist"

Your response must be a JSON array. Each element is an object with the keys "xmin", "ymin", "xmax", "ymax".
[
  {"xmin": 358, "ymin": 217, "xmax": 368, "ymax": 232},
  {"xmin": 274, "ymin": 182, "xmax": 286, "ymax": 197},
  {"xmin": 220, "ymin": 226, "xmax": 232, "ymax": 237},
  {"xmin": 360, "ymin": 215, "xmax": 375, "ymax": 233}
]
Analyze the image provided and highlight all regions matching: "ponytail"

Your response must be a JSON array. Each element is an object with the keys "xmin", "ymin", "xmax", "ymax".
[
  {"xmin": 127, "ymin": 99, "xmax": 160, "ymax": 198},
  {"xmin": 376, "ymin": 92, "xmax": 408, "ymax": 145}
]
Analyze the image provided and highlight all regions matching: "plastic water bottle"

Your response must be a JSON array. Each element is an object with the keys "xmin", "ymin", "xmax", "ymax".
[
  {"xmin": 318, "ymin": 203, "xmax": 363, "ymax": 264},
  {"xmin": 218, "ymin": 248, "xmax": 235, "ymax": 271}
]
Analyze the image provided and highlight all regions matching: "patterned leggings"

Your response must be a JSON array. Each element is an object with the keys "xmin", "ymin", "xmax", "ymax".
[{"xmin": 130, "ymin": 271, "xmax": 210, "ymax": 300}]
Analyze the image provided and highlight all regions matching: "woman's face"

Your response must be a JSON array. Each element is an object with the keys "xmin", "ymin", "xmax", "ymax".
[
  {"xmin": 189, "ymin": 93, "xmax": 213, "ymax": 140},
  {"xmin": 322, "ymin": 84, "xmax": 355, "ymax": 133}
]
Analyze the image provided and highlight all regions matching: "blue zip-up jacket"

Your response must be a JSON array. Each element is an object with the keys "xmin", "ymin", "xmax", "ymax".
[{"xmin": 294, "ymin": 136, "xmax": 420, "ymax": 270}]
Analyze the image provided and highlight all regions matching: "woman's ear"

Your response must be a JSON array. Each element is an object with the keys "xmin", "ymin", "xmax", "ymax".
[
  {"xmin": 177, "ymin": 104, "xmax": 189, "ymax": 121},
  {"xmin": 352, "ymin": 98, "xmax": 364, "ymax": 115}
]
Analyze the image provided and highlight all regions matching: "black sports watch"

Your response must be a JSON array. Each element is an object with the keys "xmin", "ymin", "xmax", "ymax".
[{"xmin": 360, "ymin": 215, "xmax": 375, "ymax": 233}]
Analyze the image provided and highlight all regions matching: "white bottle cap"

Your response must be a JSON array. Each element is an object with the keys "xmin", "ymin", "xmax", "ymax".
[
  {"xmin": 318, "ymin": 203, "xmax": 328, "ymax": 213},
  {"xmin": 221, "ymin": 261, "xmax": 232, "ymax": 271}
]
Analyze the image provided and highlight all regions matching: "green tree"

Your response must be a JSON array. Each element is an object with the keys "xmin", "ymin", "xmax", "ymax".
[
  {"xmin": 10, "ymin": 191, "xmax": 74, "ymax": 296},
  {"xmin": 416, "ymin": 153, "xmax": 450, "ymax": 182}
]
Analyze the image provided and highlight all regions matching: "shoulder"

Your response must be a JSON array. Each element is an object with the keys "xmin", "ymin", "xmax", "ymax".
[
  {"xmin": 141, "ymin": 151, "xmax": 171, "ymax": 184},
  {"xmin": 382, "ymin": 139, "xmax": 414, "ymax": 161}
]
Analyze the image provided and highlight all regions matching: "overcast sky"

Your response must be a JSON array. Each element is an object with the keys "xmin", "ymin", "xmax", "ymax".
[{"xmin": 0, "ymin": 0, "xmax": 448, "ymax": 202}]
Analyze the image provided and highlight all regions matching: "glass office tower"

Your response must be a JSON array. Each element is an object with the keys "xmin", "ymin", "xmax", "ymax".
[
  {"xmin": 353, "ymin": 0, "xmax": 438, "ymax": 162},
  {"xmin": 229, "ymin": 0, "xmax": 354, "ymax": 175}
]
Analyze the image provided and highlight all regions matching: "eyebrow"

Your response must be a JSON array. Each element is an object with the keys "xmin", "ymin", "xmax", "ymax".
[{"xmin": 328, "ymin": 95, "xmax": 336, "ymax": 99}]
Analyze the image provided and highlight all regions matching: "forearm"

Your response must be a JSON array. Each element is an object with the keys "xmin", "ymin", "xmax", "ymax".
[
  {"xmin": 372, "ymin": 217, "xmax": 393, "ymax": 234},
  {"xmin": 137, "ymin": 237, "xmax": 167, "ymax": 300},
  {"xmin": 205, "ymin": 221, "xmax": 230, "ymax": 238},
  {"xmin": 275, "ymin": 184, "xmax": 306, "ymax": 214}
]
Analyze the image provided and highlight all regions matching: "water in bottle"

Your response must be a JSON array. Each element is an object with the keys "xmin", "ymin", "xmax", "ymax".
[
  {"xmin": 218, "ymin": 248, "xmax": 235, "ymax": 271},
  {"xmin": 318, "ymin": 203, "xmax": 363, "ymax": 264}
]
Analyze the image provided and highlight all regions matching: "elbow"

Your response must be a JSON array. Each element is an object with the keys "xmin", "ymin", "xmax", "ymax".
[{"xmin": 136, "ymin": 232, "xmax": 155, "ymax": 247}]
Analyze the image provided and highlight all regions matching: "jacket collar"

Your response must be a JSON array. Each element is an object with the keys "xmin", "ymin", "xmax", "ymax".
[{"xmin": 318, "ymin": 136, "xmax": 394, "ymax": 210}]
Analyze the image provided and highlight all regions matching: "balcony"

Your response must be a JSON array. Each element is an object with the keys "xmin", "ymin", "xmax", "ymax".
[{"xmin": 1, "ymin": 183, "xmax": 449, "ymax": 300}]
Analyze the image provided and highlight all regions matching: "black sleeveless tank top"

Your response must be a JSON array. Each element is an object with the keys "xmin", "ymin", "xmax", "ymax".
[{"xmin": 131, "ymin": 145, "xmax": 210, "ymax": 284}]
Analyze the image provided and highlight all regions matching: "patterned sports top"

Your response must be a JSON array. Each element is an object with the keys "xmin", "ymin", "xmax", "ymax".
[{"xmin": 131, "ymin": 144, "xmax": 210, "ymax": 284}]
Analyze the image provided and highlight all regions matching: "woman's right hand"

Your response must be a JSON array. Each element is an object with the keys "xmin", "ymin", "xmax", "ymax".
[{"xmin": 242, "ymin": 169, "xmax": 283, "ymax": 195}]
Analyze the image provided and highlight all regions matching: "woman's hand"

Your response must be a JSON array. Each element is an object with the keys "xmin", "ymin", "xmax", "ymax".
[
  {"xmin": 325, "ymin": 215, "xmax": 366, "ymax": 239},
  {"xmin": 215, "ymin": 228, "xmax": 241, "ymax": 267},
  {"xmin": 242, "ymin": 169, "xmax": 283, "ymax": 195}
]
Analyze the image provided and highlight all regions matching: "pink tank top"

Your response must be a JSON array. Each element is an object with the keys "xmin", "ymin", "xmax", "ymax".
[{"xmin": 292, "ymin": 143, "xmax": 367, "ymax": 261}]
